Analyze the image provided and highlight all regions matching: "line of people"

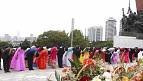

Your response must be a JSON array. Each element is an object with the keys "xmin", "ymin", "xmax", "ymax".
[
  {"xmin": 0, "ymin": 45, "xmax": 143, "ymax": 73},
  {"xmin": 0, "ymin": 46, "xmax": 49, "ymax": 73}
]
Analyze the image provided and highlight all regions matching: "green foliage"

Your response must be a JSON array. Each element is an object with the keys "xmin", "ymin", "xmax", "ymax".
[
  {"xmin": 70, "ymin": 29, "xmax": 88, "ymax": 48},
  {"xmin": 91, "ymin": 41, "xmax": 113, "ymax": 48},
  {"xmin": 36, "ymin": 30, "xmax": 70, "ymax": 47},
  {"xmin": 69, "ymin": 54, "xmax": 82, "ymax": 74},
  {"xmin": 20, "ymin": 39, "xmax": 31, "ymax": 50},
  {"xmin": 68, "ymin": 53, "xmax": 105, "ymax": 81},
  {"xmin": 36, "ymin": 29, "xmax": 89, "ymax": 48},
  {"xmin": 0, "ymin": 41, "xmax": 12, "ymax": 48}
]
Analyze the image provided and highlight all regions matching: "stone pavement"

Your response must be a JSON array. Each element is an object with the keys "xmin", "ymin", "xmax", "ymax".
[
  {"xmin": 0, "ymin": 67, "xmax": 63, "ymax": 81},
  {"xmin": 0, "ymin": 59, "xmax": 62, "ymax": 81}
]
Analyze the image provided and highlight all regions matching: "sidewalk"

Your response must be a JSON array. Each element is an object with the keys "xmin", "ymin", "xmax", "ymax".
[{"xmin": 0, "ymin": 59, "xmax": 62, "ymax": 81}]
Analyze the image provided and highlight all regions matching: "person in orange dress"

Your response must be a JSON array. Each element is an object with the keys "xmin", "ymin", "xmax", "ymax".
[{"xmin": 37, "ymin": 47, "xmax": 48, "ymax": 69}]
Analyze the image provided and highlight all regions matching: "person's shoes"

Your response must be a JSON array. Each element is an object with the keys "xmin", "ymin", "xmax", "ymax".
[
  {"xmin": 59, "ymin": 66, "xmax": 64, "ymax": 68},
  {"xmin": 4, "ymin": 71, "xmax": 10, "ymax": 73},
  {"xmin": 29, "ymin": 69, "xmax": 34, "ymax": 70},
  {"xmin": 7, "ymin": 71, "xmax": 10, "ymax": 72},
  {"xmin": 0, "ymin": 68, "xmax": 2, "ymax": 70}
]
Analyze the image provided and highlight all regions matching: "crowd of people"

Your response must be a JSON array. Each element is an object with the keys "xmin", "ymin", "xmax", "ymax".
[{"xmin": 0, "ymin": 45, "xmax": 143, "ymax": 73}]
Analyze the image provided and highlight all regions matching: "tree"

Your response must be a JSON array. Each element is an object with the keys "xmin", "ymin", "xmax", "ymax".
[
  {"xmin": 0, "ymin": 41, "xmax": 12, "ymax": 48},
  {"xmin": 20, "ymin": 39, "xmax": 31, "ymax": 50},
  {"xmin": 91, "ymin": 41, "xmax": 113, "ymax": 48},
  {"xmin": 36, "ymin": 30, "xmax": 70, "ymax": 47},
  {"xmin": 70, "ymin": 29, "xmax": 88, "ymax": 48}
]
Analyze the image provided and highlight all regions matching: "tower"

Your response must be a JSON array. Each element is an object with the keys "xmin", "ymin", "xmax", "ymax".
[
  {"xmin": 88, "ymin": 26, "xmax": 103, "ymax": 42},
  {"xmin": 127, "ymin": 0, "xmax": 132, "ymax": 14},
  {"xmin": 71, "ymin": 18, "xmax": 74, "ymax": 47},
  {"xmin": 105, "ymin": 17, "xmax": 116, "ymax": 41}
]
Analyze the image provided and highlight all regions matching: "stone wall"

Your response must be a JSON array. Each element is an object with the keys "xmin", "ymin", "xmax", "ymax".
[{"xmin": 113, "ymin": 36, "xmax": 143, "ymax": 48}]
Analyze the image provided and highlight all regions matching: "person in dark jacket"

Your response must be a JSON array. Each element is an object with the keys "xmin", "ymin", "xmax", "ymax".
[
  {"xmin": 26, "ymin": 46, "xmax": 37, "ymax": 70},
  {"xmin": 57, "ymin": 46, "xmax": 65, "ymax": 68},
  {"xmin": 2, "ymin": 47, "xmax": 11, "ymax": 73}
]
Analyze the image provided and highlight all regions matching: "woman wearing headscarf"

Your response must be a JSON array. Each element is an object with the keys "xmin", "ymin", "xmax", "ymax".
[
  {"xmin": 10, "ymin": 47, "xmax": 25, "ymax": 71},
  {"xmin": 37, "ymin": 47, "xmax": 48, "ymax": 69}
]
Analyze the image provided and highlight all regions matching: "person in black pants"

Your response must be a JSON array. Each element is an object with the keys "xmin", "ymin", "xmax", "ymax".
[
  {"xmin": 129, "ymin": 48, "xmax": 134, "ymax": 63},
  {"xmin": 2, "ymin": 47, "xmax": 11, "ymax": 73},
  {"xmin": 26, "ymin": 47, "xmax": 36, "ymax": 70},
  {"xmin": 57, "ymin": 46, "xmax": 65, "ymax": 68}
]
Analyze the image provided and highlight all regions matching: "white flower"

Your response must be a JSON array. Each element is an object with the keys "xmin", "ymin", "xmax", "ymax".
[{"xmin": 92, "ymin": 76, "xmax": 101, "ymax": 81}]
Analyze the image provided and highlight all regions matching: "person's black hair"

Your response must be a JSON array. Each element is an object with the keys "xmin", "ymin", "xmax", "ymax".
[{"xmin": 65, "ymin": 47, "xmax": 68, "ymax": 51}]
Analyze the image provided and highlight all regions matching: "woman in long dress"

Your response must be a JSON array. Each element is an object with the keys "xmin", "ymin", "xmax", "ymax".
[
  {"xmin": 123, "ymin": 48, "xmax": 130, "ymax": 63},
  {"xmin": 49, "ymin": 47, "xmax": 57, "ymax": 68},
  {"xmin": 64, "ymin": 47, "xmax": 73, "ymax": 67},
  {"xmin": 37, "ymin": 48, "xmax": 48, "ymax": 69},
  {"xmin": 10, "ymin": 47, "xmax": 26, "ymax": 71},
  {"xmin": 62, "ymin": 47, "xmax": 68, "ymax": 67}
]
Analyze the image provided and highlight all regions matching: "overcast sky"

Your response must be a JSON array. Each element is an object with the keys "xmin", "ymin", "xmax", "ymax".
[{"xmin": 0, "ymin": 0, "xmax": 137, "ymax": 37}]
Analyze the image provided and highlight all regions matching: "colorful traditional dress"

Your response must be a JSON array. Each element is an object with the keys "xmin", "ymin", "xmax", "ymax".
[
  {"xmin": 79, "ymin": 54, "xmax": 84, "ymax": 64},
  {"xmin": 101, "ymin": 51, "xmax": 106, "ymax": 63},
  {"xmin": 10, "ymin": 47, "xmax": 25, "ymax": 71},
  {"xmin": 111, "ymin": 52, "xmax": 118, "ymax": 64},
  {"xmin": 49, "ymin": 47, "xmax": 57, "ymax": 68},
  {"xmin": 123, "ymin": 51, "xmax": 130, "ymax": 63},
  {"xmin": 83, "ymin": 48, "xmax": 90, "ymax": 60},
  {"xmin": 65, "ymin": 47, "xmax": 73, "ymax": 67},
  {"xmin": 138, "ymin": 50, "xmax": 143, "ymax": 65},
  {"xmin": 62, "ymin": 51, "xmax": 67, "ymax": 66},
  {"xmin": 37, "ymin": 49, "xmax": 48, "ymax": 69}
]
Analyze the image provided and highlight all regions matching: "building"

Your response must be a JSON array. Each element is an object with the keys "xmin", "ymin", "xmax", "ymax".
[
  {"xmin": 25, "ymin": 34, "xmax": 37, "ymax": 43},
  {"xmin": 88, "ymin": 26, "xmax": 103, "ymax": 42},
  {"xmin": 105, "ymin": 17, "xmax": 117, "ymax": 41},
  {"xmin": 136, "ymin": 0, "xmax": 143, "ymax": 12}
]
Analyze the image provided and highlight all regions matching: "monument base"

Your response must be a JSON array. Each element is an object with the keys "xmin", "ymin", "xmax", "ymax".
[{"xmin": 113, "ymin": 36, "xmax": 143, "ymax": 48}]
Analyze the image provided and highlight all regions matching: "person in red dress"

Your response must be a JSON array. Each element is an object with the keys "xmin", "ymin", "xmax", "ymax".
[
  {"xmin": 37, "ymin": 47, "xmax": 48, "ymax": 69},
  {"xmin": 49, "ymin": 46, "xmax": 57, "ymax": 68}
]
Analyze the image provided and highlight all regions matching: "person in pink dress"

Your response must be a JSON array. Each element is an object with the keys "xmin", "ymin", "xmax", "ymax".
[
  {"xmin": 123, "ymin": 48, "xmax": 130, "ymax": 63},
  {"xmin": 10, "ymin": 47, "xmax": 26, "ymax": 71}
]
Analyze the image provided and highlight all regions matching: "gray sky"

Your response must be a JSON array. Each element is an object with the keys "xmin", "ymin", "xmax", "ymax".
[{"xmin": 0, "ymin": 0, "xmax": 136, "ymax": 37}]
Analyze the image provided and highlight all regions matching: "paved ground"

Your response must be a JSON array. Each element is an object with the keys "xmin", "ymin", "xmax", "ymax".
[
  {"xmin": 0, "ymin": 59, "xmax": 62, "ymax": 81},
  {"xmin": 0, "ymin": 59, "xmax": 137, "ymax": 81},
  {"xmin": 0, "ymin": 68, "xmax": 63, "ymax": 81}
]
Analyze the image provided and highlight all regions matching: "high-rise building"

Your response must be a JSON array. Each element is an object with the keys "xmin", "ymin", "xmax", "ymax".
[
  {"xmin": 4, "ymin": 34, "xmax": 11, "ymax": 41},
  {"xmin": 136, "ymin": 0, "xmax": 143, "ymax": 12},
  {"xmin": 88, "ymin": 26, "xmax": 103, "ymax": 42},
  {"xmin": 25, "ymin": 34, "xmax": 37, "ymax": 43},
  {"xmin": 105, "ymin": 17, "xmax": 117, "ymax": 41}
]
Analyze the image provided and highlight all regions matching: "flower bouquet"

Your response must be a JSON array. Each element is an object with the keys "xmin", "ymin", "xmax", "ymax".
[
  {"xmin": 56, "ymin": 53, "xmax": 106, "ymax": 81},
  {"xmin": 112, "ymin": 63, "xmax": 143, "ymax": 81}
]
